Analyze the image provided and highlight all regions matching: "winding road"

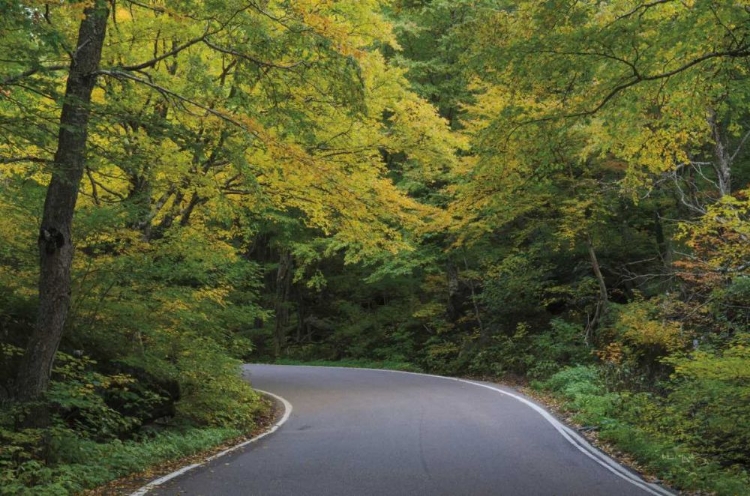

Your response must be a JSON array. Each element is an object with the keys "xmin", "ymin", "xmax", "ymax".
[{"xmin": 145, "ymin": 364, "xmax": 672, "ymax": 496}]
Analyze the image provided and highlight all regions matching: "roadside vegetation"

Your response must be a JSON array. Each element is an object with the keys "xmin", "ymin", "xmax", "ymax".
[
  {"xmin": 2, "ymin": 1, "xmax": 750, "ymax": 495},
  {"xmin": 536, "ymin": 366, "xmax": 750, "ymax": 495}
]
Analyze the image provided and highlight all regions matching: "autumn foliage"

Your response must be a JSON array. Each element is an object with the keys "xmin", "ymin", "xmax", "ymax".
[{"xmin": 2, "ymin": 0, "xmax": 750, "ymax": 493}]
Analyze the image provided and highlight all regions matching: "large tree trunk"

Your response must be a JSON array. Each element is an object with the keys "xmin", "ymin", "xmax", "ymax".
[{"xmin": 15, "ymin": 2, "xmax": 109, "ymax": 401}]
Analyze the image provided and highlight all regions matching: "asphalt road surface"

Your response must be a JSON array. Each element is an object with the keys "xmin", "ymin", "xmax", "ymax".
[{"xmin": 148, "ymin": 365, "xmax": 672, "ymax": 496}]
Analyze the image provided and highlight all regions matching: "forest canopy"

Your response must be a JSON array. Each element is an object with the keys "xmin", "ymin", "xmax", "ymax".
[{"xmin": 1, "ymin": 1, "xmax": 750, "ymax": 494}]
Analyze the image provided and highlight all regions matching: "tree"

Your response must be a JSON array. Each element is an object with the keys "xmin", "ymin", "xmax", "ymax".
[
  {"xmin": 14, "ymin": 1, "xmax": 109, "ymax": 401},
  {"xmin": 467, "ymin": 1, "xmax": 750, "ymax": 202},
  {"xmin": 2, "ymin": 0, "xmax": 456, "ymax": 399}
]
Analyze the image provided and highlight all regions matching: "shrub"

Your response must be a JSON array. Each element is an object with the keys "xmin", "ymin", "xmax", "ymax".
[{"xmin": 665, "ymin": 337, "xmax": 750, "ymax": 466}]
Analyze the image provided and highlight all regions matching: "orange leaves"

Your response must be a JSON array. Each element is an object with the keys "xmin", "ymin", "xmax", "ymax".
[
  {"xmin": 617, "ymin": 302, "xmax": 686, "ymax": 353},
  {"xmin": 675, "ymin": 190, "xmax": 750, "ymax": 286},
  {"xmin": 596, "ymin": 342, "xmax": 624, "ymax": 366}
]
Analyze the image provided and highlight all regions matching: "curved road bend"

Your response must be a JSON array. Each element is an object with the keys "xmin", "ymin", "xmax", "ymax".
[{"xmin": 150, "ymin": 364, "xmax": 672, "ymax": 496}]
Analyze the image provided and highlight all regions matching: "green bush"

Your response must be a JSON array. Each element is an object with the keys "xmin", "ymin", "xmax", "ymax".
[
  {"xmin": 0, "ymin": 425, "xmax": 242, "ymax": 495},
  {"xmin": 537, "ymin": 365, "xmax": 618, "ymax": 424},
  {"xmin": 665, "ymin": 337, "xmax": 750, "ymax": 466},
  {"xmin": 528, "ymin": 319, "xmax": 591, "ymax": 378},
  {"xmin": 0, "ymin": 347, "xmax": 267, "ymax": 494},
  {"xmin": 458, "ymin": 319, "xmax": 590, "ymax": 379},
  {"xmin": 539, "ymin": 365, "xmax": 602, "ymax": 397}
]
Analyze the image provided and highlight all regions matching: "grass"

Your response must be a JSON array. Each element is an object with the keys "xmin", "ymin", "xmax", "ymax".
[
  {"xmin": 0, "ymin": 385, "xmax": 273, "ymax": 496},
  {"xmin": 1, "ymin": 426, "xmax": 246, "ymax": 496},
  {"xmin": 598, "ymin": 424, "xmax": 750, "ymax": 495}
]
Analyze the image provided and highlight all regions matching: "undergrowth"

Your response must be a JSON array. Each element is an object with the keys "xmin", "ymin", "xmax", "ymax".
[
  {"xmin": 534, "ymin": 365, "xmax": 750, "ymax": 496},
  {"xmin": 0, "ymin": 352, "xmax": 268, "ymax": 495},
  {"xmin": 0, "ymin": 426, "xmax": 241, "ymax": 495}
]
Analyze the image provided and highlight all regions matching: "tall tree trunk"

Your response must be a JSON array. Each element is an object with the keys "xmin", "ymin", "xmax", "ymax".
[
  {"xmin": 654, "ymin": 208, "xmax": 672, "ymax": 269},
  {"xmin": 708, "ymin": 109, "xmax": 731, "ymax": 197},
  {"xmin": 585, "ymin": 233, "xmax": 608, "ymax": 347},
  {"xmin": 463, "ymin": 256, "xmax": 485, "ymax": 342},
  {"xmin": 273, "ymin": 250, "xmax": 294, "ymax": 358},
  {"xmin": 446, "ymin": 262, "xmax": 461, "ymax": 323},
  {"xmin": 15, "ymin": 2, "xmax": 109, "ymax": 401}
]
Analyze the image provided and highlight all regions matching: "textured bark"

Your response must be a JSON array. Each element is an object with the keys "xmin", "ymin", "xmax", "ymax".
[{"xmin": 15, "ymin": 2, "xmax": 109, "ymax": 401}]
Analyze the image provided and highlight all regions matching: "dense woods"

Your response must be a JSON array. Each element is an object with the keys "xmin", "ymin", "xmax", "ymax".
[{"xmin": 1, "ymin": 1, "xmax": 749, "ymax": 493}]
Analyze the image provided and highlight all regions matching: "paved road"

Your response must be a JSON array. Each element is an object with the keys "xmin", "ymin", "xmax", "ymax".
[{"xmin": 150, "ymin": 365, "xmax": 671, "ymax": 496}]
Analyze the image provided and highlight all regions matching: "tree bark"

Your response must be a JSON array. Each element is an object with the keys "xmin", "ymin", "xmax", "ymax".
[
  {"xmin": 15, "ymin": 2, "xmax": 109, "ymax": 401},
  {"xmin": 585, "ymin": 233, "xmax": 608, "ymax": 346},
  {"xmin": 707, "ymin": 110, "xmax": 731, "ymax": 197}
]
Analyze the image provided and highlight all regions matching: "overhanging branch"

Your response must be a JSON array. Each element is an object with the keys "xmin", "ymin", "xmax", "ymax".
[
  {"xmin": 97, "ymin": 69, "xmax": 259, "ymax": 137},
  {"xmin": 1, "ymin": 65, "xmax": 68, "ymax": 86},
  {"xmin": 202, "ymin": 39, "xmax": 306, "ymax": 70},
  {"xmin": 0, "ymin": 155, "xmax": 51, "ymax": 164}
]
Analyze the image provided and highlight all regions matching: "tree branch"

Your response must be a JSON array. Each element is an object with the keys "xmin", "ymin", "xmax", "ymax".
[
  {"xmin": 0, "ymin": 155, "xmax": 51, "ymax": 164},
  {"xmin": 202, "ymin": 39, "xmax": 306, "ymax": 70},
  {"xmin": 730, "ymin": 128, "xmax": 750, "ymax": 162},
  {"xmin": 580, "ymin": 48, "xmax": 750, "ymax": 117},
  {"xmin": 615, "ymin": 0, "xmax": 677, "ymax": 22},
  {"xmin": 118, "ymin": 30, "xmax": 211, "ymax": 71},
  {"xmin": 97, "ymin": 69, "xmax": 258, "ymax": 136},
  {"xmin": 1, "ymin": 65, "xmax": 68, "ymax": 86},
  {"xmin": 504, "ymin": 46, "xmax": 750, "ymax": 144}
]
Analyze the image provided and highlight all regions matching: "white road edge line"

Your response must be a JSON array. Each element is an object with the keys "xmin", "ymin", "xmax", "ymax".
[
  {"xmin": 454, "ymin": 379, "xmax": 674, "ymax": 496},
  {"xmin": 129, "ymin": 388, "xmax": 293, "ymax": 496},
  {"xmin": 277, "ymin": 364, "xmax": 674, "ymax": 496}
]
